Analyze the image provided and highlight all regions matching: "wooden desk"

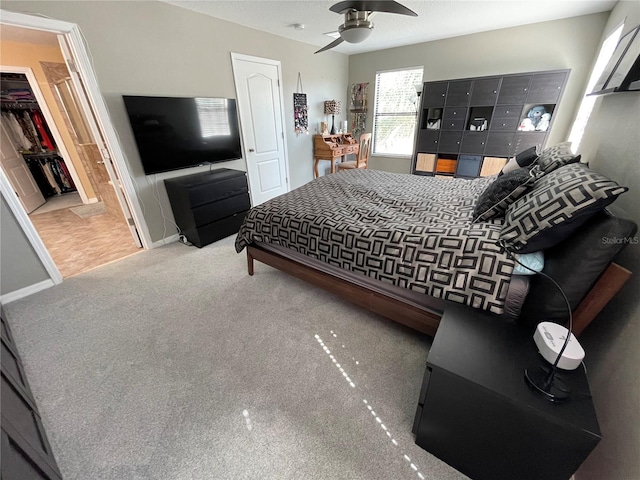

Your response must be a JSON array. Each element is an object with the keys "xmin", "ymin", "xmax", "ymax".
[{"xmin": 313, "ymin": 133, "xmax": 359, "ymax": 178}]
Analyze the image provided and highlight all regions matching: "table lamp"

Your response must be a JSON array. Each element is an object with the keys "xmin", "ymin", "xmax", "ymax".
[{"xmin": 324, "ymin": 100, "xmax": 341, "ymax": 135}]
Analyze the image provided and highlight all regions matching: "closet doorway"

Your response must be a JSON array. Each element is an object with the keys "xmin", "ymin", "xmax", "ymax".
[{"xmin": 0, "ymin": 27, "xmax": 142, "ymax": 278}]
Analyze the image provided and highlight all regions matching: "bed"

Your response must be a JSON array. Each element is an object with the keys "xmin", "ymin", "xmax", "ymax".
[{"xmin": 235, "ymin": 148, "xmax": 636, "ymax": 337}]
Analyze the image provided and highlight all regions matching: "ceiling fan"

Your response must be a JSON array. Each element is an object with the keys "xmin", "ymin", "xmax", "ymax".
[{"xmin": 315, "ymin": 0, "xmax": 418, "ymax": 54}]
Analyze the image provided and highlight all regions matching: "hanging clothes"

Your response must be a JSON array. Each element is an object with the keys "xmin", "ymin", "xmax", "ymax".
[
  {"xmin": 22, "ymin": 154, "xmax": 76, "ymax": 196},
  {"xmin": 1, "ymin": 111, "xmax": 33, "ymax": 150},
  {"xmin": 41, "ymin": 162, "xmax": 62, "ymax": 194},
  {"xmin": 25, "ymin": 157, "xmax": 56, "ymax": 198},
  {"xmin": 31, "ymin": 110, "xmax": 56, "ymax": 151}
]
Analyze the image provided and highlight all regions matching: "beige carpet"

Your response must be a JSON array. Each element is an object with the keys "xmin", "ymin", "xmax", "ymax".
[{"xmin": 4, "ymin": 236, "xmax": 467, "ymax": 480}]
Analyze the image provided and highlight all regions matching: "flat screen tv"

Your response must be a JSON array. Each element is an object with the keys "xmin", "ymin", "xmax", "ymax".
[{"xmin": 123, "ymin": 95, "xmax": 243, "ymax": 175}]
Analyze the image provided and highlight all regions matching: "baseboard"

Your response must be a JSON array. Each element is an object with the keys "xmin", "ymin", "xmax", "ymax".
[
  {"xmin": 151, "ymin": 233, "xmax": 180, "ymax": 248},
  {"xmin": 0, "ymin": 279, "xmax": 55, "ymax": 304}
]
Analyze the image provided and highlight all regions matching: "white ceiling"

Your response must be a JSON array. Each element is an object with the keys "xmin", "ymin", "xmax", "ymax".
[
  {"xmin": 162, "ymin": 0, "xmax": 619, "ymax": 55},
  {"xmin": 0, "ymin": 1, "xmax": 619, "ymax": 52}
]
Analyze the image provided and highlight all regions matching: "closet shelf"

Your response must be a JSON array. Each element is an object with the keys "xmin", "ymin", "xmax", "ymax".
[{"xmin": 1, "ymin": 102, "xmax": 40, "ymax": 111}]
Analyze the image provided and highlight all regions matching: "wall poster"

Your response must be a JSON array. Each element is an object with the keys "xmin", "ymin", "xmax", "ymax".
[
  {"xmin": 349, "ymin": 82, "xmax": 368, "ymax": 138},
  {"xmin": 294, "ymin": 73, "xmax": 308, "ymax": 135}
]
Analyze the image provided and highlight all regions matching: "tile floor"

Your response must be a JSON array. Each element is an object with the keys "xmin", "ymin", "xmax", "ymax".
[{"xmin": 29, "ymin": 194, "xmax": 142, "ymax": 278}]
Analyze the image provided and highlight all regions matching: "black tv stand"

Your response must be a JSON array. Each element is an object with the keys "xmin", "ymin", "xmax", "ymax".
[{"xmin": 164, "ymin": 168, "xmax": 250, "ymax": 248}]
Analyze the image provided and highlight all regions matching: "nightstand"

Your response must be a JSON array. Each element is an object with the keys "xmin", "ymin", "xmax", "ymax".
[{"xmin": 413, "ymin": 303, "xmax": 601, "ymax": 480}]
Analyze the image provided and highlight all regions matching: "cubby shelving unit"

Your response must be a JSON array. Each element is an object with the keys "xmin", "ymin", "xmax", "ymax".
[{"xmin": 412, "ymin": 69, "xmax": 570, "ymax": 178}]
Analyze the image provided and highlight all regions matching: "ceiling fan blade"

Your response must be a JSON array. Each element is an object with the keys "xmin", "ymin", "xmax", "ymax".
[
  {"xmin": 330, "ymin": 1, "xmax": 417, "ymax": 16},
  {"xmin": 315, "ymin": 37, "xmax": 345, "ymax": 54}
]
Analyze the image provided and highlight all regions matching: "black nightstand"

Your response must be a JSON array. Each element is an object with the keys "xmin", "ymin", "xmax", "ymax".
[{"xmin": 413, "ymin": 303, "xmax": 600, "ymax": 480}]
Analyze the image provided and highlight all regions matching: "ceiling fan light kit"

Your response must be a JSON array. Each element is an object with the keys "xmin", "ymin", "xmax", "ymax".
[
  {"xmin": 315, "ymin": 0, "xmax": 417, "ymax": 54},
  {"xmin": 339, "ymin": 22, "xmax": 373, "ymax": 43}
]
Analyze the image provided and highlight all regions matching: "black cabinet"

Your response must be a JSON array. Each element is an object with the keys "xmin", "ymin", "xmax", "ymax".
[
  {"xmin": 1, "ymin": 311, "xmax": 62, "ymax": 480},
  {"xmin": 470, "ymin": 77, "xmax": 500, "ymax": 105},
  {"xmin": 164, "ymin": 168, "xmax": 250, "ymax": 248},
  {"xmin": 497, "ymin": 75, "xmax": 532, "ymax": 104},
  {"xmin": 423, "ymin": 82, "xmax": 448, "ymax": 106},
  {"xmin": 413, "ymin": 69, "xmax": 569, "ymax": 177},
  {"xmin": 413, "ymin": 304, "xmax": 600, "ymax": 480},
  {"xmin": 445, "ymin": 80, "xmax": 472, "ymax": 106}
]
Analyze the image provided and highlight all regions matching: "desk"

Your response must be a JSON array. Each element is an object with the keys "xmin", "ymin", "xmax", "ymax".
[{"xmin": 313, "ymin": 133, "xmax": 359, "ymax": 178}]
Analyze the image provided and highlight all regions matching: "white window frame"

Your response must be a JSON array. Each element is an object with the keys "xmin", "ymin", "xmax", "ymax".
[{"xmin": 372, "ymin": 66, "xmax": 424, "ymax": 157}]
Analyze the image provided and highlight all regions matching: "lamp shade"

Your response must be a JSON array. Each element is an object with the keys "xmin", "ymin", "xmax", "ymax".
[{"xmin": 324, "ymin": 100, "xmax": 341, "ymax": 115}]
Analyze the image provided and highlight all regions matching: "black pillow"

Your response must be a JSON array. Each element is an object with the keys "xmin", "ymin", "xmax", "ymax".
[
  {"xmin": 472, "ymin": 167, "xmax": 538, "ymax": 222},
  {"xmin": 518, "ymin": 211, "xmax": 638, "ymax": 327},
  {"xmin": 500, "ymin": 163, "xmax": 629, "ymax": 253},
  {"xmin": 499, "ymin": 146, "xmax": 539, "ymax": 176}
]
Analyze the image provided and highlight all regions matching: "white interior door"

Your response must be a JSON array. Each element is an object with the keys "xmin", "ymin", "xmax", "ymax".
[
  {"xmin": 231, "ymin": 53, "xmax": 290, "ymax": 205},
  {"xmin": 0, "ymin": 123, "xmax": 45, "ymax": 213}
]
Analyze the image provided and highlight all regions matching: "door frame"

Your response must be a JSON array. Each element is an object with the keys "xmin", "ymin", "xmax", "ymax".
[
  {"xmin": 0, "ymin": 11, "xmax": 152, "ymax": 265},
  {"xmin": 230, "ymin": 52, "xmax": 291, "ymax": 204}
]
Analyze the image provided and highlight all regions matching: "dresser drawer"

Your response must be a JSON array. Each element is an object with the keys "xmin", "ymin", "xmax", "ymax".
[
  {"xmin": 186, "ymin": 175, "xmax": 248, "ymax": 207},
  {"xmin": 191, "ymin": 192, "xmax": 250, "ymax": 227},
  {"xmin": 192, "ymin": 210, "xmax": 249, "ymax": 247},
  {"xmin": 343, "ymin": 145, "xmax": 358, "ymax": 154}
]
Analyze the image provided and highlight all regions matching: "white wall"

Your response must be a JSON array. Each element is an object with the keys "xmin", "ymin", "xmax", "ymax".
[
  {"xmin": 575, "ymin": 2, "xmax": 640, "ymax": 479},
  {"xmin": 348, "ymin": 13, "xmax": 609, "ymax": 173},
  {"xmin": 0, "ymin": 195, "xmax": 49, "ymax": 294},
  {"xmin": 2, "ymin": 0, "xmax": 349, "ymax": 243}
]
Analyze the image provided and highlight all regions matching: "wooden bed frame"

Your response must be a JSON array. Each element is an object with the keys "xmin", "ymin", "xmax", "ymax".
[{"xmin": 246, "ymin": 245, "xmax": 631, "ymax": 338}]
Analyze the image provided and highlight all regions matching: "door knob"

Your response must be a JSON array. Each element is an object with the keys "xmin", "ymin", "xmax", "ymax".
[{"xmin": 249, "ymin": 148, "xmax": 255, "ymax": 152}]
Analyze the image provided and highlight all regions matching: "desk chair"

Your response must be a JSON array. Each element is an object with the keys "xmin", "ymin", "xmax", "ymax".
[{"xmin": 337, "ymin": 133, "xmax": 371, "ymax": 171}]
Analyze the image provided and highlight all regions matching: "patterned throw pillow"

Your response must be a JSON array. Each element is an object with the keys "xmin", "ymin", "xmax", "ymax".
[
  {"xmin": 473, "ymin": 167, "xmax": 539, "ymax": 222},
  {"xmin": 500, "ymin": 163, "xmax": 628, "ymax": 253},
  {"xmin": 499, "ymin": 146, "xmax": 539, "ymax": 176},
  {"xmin": 535, "ymin": 141, "xmax": 581, "ymax": 174}
]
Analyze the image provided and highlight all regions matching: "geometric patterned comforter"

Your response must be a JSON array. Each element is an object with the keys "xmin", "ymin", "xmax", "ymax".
[{"xmin": 235, "ymin": 169, "xmax": 515, "ymax": 314}]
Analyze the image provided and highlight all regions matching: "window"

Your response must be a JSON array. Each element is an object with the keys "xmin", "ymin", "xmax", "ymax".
[{"xmin": 372, "ymin": 67, "xmax": 423, "ymax": 156}]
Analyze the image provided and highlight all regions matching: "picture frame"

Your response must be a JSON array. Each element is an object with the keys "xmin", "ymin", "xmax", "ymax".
[
  {"xmin": 590, "ymin": 24, "xmax": 640, "ymax": 95},
  {"xmin": 609, "ymin": 25, "xmax": 640, "ymax": 91}
]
